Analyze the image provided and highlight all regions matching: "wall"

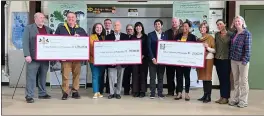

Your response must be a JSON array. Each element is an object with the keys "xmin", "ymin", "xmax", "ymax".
[{"xmin": 2, "ymin": 1, "xmax": 29, "ymax": 83}]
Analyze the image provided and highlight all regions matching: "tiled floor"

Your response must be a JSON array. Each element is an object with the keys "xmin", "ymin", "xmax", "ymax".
[{"xmin": 2, "ymin": 86, "xmax": 264, "ymax": 115}]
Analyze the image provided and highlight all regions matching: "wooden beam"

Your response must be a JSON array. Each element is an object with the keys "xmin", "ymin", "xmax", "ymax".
[
  {"xmin": 29, "ymin": 1, "xmax": 41, "ymax": 24},
  {"xmin": 226, "ymin": 1, "xmax": 236, "ymax": 28}
]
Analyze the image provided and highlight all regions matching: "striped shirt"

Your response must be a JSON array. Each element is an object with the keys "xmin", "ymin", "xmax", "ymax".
[{"xmin": 230, "ymin": 29, "xmax": 252, "ymax": 65}]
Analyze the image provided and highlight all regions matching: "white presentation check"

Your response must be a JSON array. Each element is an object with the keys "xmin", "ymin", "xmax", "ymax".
[
  {"xmin": 94, "ymin": 40, "xmax": 142, "ymax": 65},
  {"xmin": 157, "ymin": 41, "xmax": 205, "ymax": 67},
  {"xmin": 36, "ymin": 35, "xmax": 89, "ymax": 60}
]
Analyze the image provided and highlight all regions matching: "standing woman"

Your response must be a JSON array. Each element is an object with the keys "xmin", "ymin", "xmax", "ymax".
[
  {"xmin": 196, "ymin": 23, "xmax": 215, "ymax": 103},
  {"xmin": 89, "ymin": 23, "xmax": 106, "ymax": 99},
  {"xmin": 229, "ymin": 16, "xmax": 252, "ymax": 108},
  {"xmin": 131, "ymin": 22, "xmax": 148, "ymax": 98},
  {"xmin": 214, "ymin": 19, "xmax": 233, "ymax": 104},
  {"xmin": 174, "ymin": 20, "xmax": 196, "ymax": 101}
]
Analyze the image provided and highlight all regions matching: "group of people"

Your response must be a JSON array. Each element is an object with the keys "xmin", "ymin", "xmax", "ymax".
[{"xmin": 22, "ymin": 12, "xmax": 252, "ymax": 109}]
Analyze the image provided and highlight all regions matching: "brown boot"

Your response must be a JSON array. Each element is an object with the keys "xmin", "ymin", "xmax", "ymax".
[
  {"xmin": 219, "ymin": 98, "xmax": 229, "ymax": 104},
  {"xmin": 215, "ymin": 97, "xmax": 223, "ymax": 103}
]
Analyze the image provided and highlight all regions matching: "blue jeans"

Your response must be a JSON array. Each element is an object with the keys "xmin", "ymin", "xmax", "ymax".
[{"xmin": 90, "ymin": 63, "xmax": 102, "ymax": 93}]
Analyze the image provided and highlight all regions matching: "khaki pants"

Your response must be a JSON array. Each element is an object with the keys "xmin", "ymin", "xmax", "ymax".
[
  {"xmin": 61, "ymin": 61, "xmax": 81, "ymax": 93},
  {"xmin": 230, "ymin": 60, "xmax": 250, "ymax": 104}
]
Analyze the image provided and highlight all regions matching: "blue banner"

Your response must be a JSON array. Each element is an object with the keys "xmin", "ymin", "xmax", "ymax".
[{"xmin": 11, "ymin": 12, "xmax": 29, "ymax": 50}]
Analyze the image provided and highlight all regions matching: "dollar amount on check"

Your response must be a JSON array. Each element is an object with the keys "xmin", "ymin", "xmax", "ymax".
[
  {"xmin": 157, "ymin": 41, "xmax": 205, "ymax": 68},
  {"xmin": 36, "ymin": 35, "xmax": 89, "ymax": 60},
  {"xmin": 93, "ymin": 40, "xmax": 142, "ymax": 65}
]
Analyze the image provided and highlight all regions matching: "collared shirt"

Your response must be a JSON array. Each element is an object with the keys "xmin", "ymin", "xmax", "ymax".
[
  {"xmin": 215, "ymin": 31, "xmax": 233, "ymax": 59},
  {"xmin": 230, "ymin": 29, "xmax": 252, "ymax": 64},
  {"xmin": 106, "ymin": 30, "xmax": 111, "ymax": 35},
  {"xmin": 155, "ymin": 30, "xmax": 162, "ymax": 40},
  {"xmin": 37, "ymin": 26, "xmax": 47, "ymax": 34},
  {"xmin": 114, "ymin": 32, "xmax": 120, "ymax": 41}
]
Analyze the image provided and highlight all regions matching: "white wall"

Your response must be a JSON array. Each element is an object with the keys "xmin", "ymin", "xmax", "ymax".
[
  {"xmin": 236, "ymin": 1, "xmax": 264, "ymax": 16},
  {"xmin": 2, "ymin": 1, "xmax": 29, "ymax": 82}
]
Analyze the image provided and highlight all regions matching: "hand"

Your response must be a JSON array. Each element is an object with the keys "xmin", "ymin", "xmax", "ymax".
[
  {"xmin": 112, "ymin": 64, "xmax": 116, "ymax": 66},
  {"xmin": 152, "ymin": 58, "xmax": 157, "ymax": 65},
  {"xmin": 61, "ymin": 60, "xmax": 66, "ymax": 62},
  {"xmin": 142, "ymin": 55, "xmax": 144, "ymax": 59},
  {"xmin": 74, "ymin": 34, "xmax": 80, "ymax": 37},
  {"xmin": 25, "ymin": 56, "xmax": 32, "ymax": 63},
  {"xmin": 203, "ymin": 43, "xmax": 209, "ymax": 48}
]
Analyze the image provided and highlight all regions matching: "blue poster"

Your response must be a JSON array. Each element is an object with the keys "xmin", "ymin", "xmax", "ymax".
[{"xmin": 12, "ymin": 12, "xmax": 29, "ymax": 50}]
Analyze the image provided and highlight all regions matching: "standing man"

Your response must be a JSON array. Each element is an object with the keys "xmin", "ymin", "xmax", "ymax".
[
  {"xmin": 148, "ymin": 19, "xmax": 168, "ymax": 99},
  {"xmin": 23, "ymin": 12, "xmax": 53, "ymax": 103},
  {"xmin": 100, "ymin": 18, "xmax": 114, "ymax": 94},
  {"xmin": 123, "ymin": 24, "xmax": 134, "ymax": 95},
  {"xmin": 55, "ymin": 12, "xmax": 87, "ymax": 100},
  {"xmin": 165, "ymin": 17, "xmax": 181, "ymax": 96},
  {"xmin": 106, "ymin": 21, "xmax": 130, "ymax": 99}
]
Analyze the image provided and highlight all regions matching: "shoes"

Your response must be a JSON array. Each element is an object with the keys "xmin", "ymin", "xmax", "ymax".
[
  {"xmin": 72, "ymin": 92, "xmax": 81, "ymax": 99},
  {"xmin": 61, "ymin": 93, "xmax": 68, "ymax": 100},
  {"xmin": 158, "ymin": 94, "xmax": 165, "ymax": 98},
  {"xmin": 93, "ymin": 93, "xmax": 98, "ymax": 99},
  {"xmin": 150, "ymin": 93, "xmax": 155, "ymax": 99},
  {"xmin": 203, "ymin": 94, "xmax": 211, "ymax": 103},
  {"xmin": 26, "ymin": 98, "xmax": 34, "ymax": 103},
  {"xmin": 185, "ymin": 94, "xmax": 190, "ymax": 101},
  {"xmin": 38, "ymin": 94, "xmax": 51, "ymax": 99},
  {"xmin": 215, "ymin": 97, "xmax": 223, "ymax": 103},
  {"xmin": 174, "ymin": 95, "xmax": 182, "ymax": 100},
  {"xmin": 97, "ymin": 93, "xmax": 103, "ymax": 98},
  {"xmin": 229, "ymin": 101, "xmax": 239, "ymax": 106},
  {"xmin": 237, "ymin": 102, "xmax": 248, "ymax": 108},
  {"xmin": 139, "ymin": 92, "xmax": 145, "ymax": 98},
  {"xmin": 219, "ymin": 98, "xmax": 229, "ymax": 104},
  {"xmin": 115, "ymin": 94, "xmax": 121, "ymax": 99},
  {"xmin": 108, "ymin": 94, "xmax": 115, "ymax": 99},
  {"xmin": 133, "ymin": 92, "xmax": 140, "ymax": 97},
  {"xmin": 198, "ymin": 93, "xmax": 207, "ymax": 101}
]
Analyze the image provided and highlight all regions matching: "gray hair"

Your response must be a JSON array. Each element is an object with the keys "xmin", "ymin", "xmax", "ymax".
[
  {"xmin": 231, "ymin": 15, "xmax": 247, "ymax": 29},
  {"xmin": 34, "ymin": 12, "xmax": 44, "ymax": 19},
  {"xmin": 126, "ymin": 24, "xmax": 133, "ymax": 29}
]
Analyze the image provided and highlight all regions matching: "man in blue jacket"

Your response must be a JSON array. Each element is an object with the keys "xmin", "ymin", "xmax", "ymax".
[{"xmin": 147, "ymin": 19, "xmax": 168, "ymax": 99}]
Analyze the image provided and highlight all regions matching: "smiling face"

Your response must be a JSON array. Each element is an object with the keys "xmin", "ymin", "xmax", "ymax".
[
  {"xmin": 199, "ymin": 24, "xmax": 207, "ymax": 34},
  {"xmin": 66, "ymin": 12, "xmax": 77, "ymax": 25},
  {"xmin": 34, "ymin": 13, "xmax": 45, "ymax": 26},
  {"xmin": 216, "ymin": 20, "xmax": 226, "ymax": 31},
  {"xmin": 114, "ymin": 21, "xmax": 121, "ymax": 32},
  {"xmin": 136, "ymin": 25, "xmax": 142, "ymax": 33},
  {"xmin": 234, "ymin": 17, "xmax": 244, "ymax": 30},
  {"xmin": 126, "ymin": 25, "xmax": 134, "ymax": 35},
  {"xmin": 154, "ymin": 21, "xmax": 162, "ymax": 32},
  {"xmin": 95, "ymin": 24, "xmax": 103, "ymax": 35},
  {"xmin": 172, "ymin": 18, "xmax": 180, "ymax": 29},
  {"xmin": 182, "ymin": 23, "xmax": 190, "ymax": 33},
  {"xmin": 104, "ymin": 20, "xmax": 112, "ymax": 30}
]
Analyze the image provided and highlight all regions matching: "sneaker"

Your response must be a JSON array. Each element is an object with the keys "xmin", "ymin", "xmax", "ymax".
[
  {"xmin": 72, "ymin": 92, "xmax": 81, "ymax": 99},
  {"xmin": 215, "ymin": 97, "xmax": 223, "ymax": 103},
  {"xmin": 38, "ymin": 94, "xmax": 51, "ymax": 99},
  {"xmin": 93, "ymin": 93, "xmax": 98, "ymax": 99},
  {"xmin": 219, "ymin": 98, "xmax": 229, "ymax": 104},
  {"xmin": 61, "ymin": 93, "xmax": 68, "ymax": 100},
  {"xmin": 150, "ymin": 93, "xmax": 155, "ymax": 99},
  {"xmin": 229, "ymin": 101, "xmax": 239, "ymax": 106},
  {"xmin": 97, "ymin": 93, "xmax": 103, "ymax": 98},
  {"xmin": 237, "ymin": 102, "xmax": 248, "ymax": 108},
  {"xmin": 26, "ymin": 98, "xmax": 34, "ymax": 103},
  {"xmin": 158, "ymin": 94, "xmax": 165, "ymax": 98}
]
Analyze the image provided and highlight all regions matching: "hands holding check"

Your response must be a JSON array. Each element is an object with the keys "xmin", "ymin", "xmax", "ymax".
[
  {"xmin": 61, "ymin": 34, "xmax": 80, "ymax": 62},
  {"xmin": 25, "ymin": 56, "xmax": 32, "ymax": 63}
]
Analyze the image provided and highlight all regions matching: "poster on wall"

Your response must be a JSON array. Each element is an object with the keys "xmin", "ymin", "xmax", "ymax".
[
  {"xmin": 173, "ymin": 1, "xmax": 210, "ymax": 38},
  {"xmin": 208, "ymin": 9, "xmax": 224, "ymax": 35},
  {"xmin": 48, "ymin": 1, "xmax": 87, "ymax": 33},
  {"xmin": 173, "ymin": 1, "xmax": 209, "ymax": 88},
  {"xmin": 48, "ymin": 1, "xmax": 88, "ymax": 87},
  {"xmin": 11, "ymin": 12, "xmax": 29, "ymax": 50}
]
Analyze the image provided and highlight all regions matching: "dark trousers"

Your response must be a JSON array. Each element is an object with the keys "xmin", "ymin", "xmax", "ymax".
[
  {"xmin": 123, "ymin": 66, "xmax": 132, "ymax": 94},
  {"xmin": 132, "ymin": 58, "xmax": 148, "ymax": 93},
  {"xmin": 149, "ymin": 61, "xmax": 165, "ymax": 95},
  {"xmin": 100, "ymin": 67, "xmax": 109, "ymax": 94},
  {"xmin": 176, "ymin": 66, "xmax": 191, "ymax": 93},
  {"xmin": 166, "ymin": 66, "xmax": 176, "ymax": 94},
  {"xmin": 215, "ymin": 59, "xmax": 231, "ymax": 98},
  {"xmin": 203, "ymin": 81, "xmax": 212, "ymax": 94}
]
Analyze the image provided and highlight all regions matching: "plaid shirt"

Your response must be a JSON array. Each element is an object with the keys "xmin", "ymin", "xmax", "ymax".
[{"xmin": 230, "ymin": 29, "xmax": 252, "ymax": 65}]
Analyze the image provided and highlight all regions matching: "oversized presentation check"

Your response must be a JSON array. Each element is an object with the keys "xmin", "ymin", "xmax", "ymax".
[
  {"xmin": 157, "ymin": 41, "xmax": 205, "ymax": 68},
  {"xmin": 36, "ymin": 35, "xmax": 89, "ymax": 60},
  {"xmin": 94, "ymin": 40, "xmax": 142, "ymax": 65}
]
